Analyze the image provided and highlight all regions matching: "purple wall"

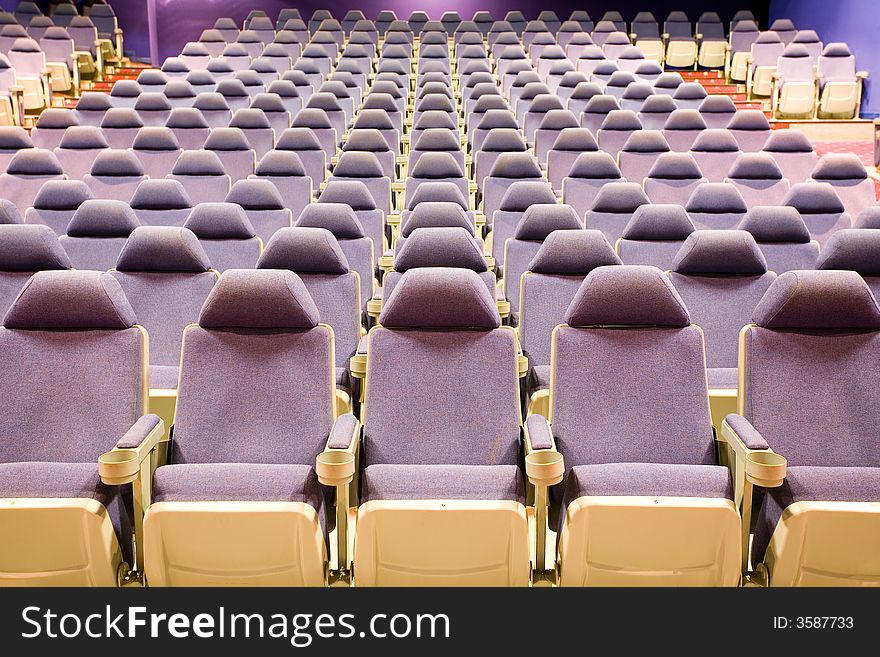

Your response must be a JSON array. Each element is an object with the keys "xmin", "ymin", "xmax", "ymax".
[
  {"xmin": 770, "ymin": 0, "xmax": 880, "ymax": 116},
  {"xmin": 116, "ymin": 1, "xmax": 768, "ymax": 63}
]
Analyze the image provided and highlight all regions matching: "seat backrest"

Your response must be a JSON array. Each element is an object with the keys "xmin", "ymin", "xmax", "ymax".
[
  {"xmin": 616, "ymin": 205, "xmax": 695, "ymax": 269},
  {"xmin": 551, "ymin": 265, "xmax": 715, "ymax": 470},
  {"xmin": 809, "ymin": 153, "xmax": 876, "ymax": 219},
  {"xmin": 685, "ymin": 182, "xmax": 749, "ymax": 230},
  {"xmin": 24, "ymin": 178, "xmax": 92, "ymax": 233},
  {"xmin": 60, "ymin": 199, "xmax": 140, "ymax": 270},
  {"xmin": 783, "ymin": 181, "xmax": 851, "ymax": 246},
  {"xmin": 818, "ymin": 42, "xmax": 856, "ymax": 83},
  {"xmin": 585, "ymin": 181, "xmax": 651, "ymax": 243},
  {"xmin": 172, "ymin": 269, "xmax": 335, "ymax": 465},
  {"xmin": 364, "ymin": 267, "xmax": 520, "ymax": 467},
  {"xmin": 816, "ymin": 229, "xmax": 880, "ymax": 298},
  {"xmin": 0, "ymin": 269, "xmax": 146, "ymax": 463},
  {"xmin": 737, "ymin": 205, "xmax": 819, "ymax": 273},
  {"xmin": 0, "ymin": 223, "xmax": 70, "ymax": 317},
  {"xmin": 184, "ymin": 202, "xmax": 260, "ymax": 270}
]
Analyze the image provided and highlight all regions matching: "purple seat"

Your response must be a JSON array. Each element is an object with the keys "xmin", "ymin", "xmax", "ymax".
[
  {"xmin": 673, "ymin": 82, "xmax": 708, "ymax": 111},
  {"xmin": 686, "ymin": 182, "xmax": 749, "ymax": 230},
  {"xmin": 100, "ymin": 107, "xmax": 144, "ymax": 149},
  {"xmin": 356, "ymin": 267, "xmax": 527, "ymax": 586},
  {"xmin": 662, "ymin": 109, "xmax": 707, "ymax": 152},
  {"xmin": 561, "ymin": 151, "xmax": 624, "ymax": 219},
  {"xmin": 224, "ymin": 179, "xmax": 291, "ymax": 245},
  {"xmin": 619, "ymin": 81, "xmax": 654, "ymax": 113},
  {"xmin": 145, "ymin": 269, "xmax": 347, "ymax": 586},
  {"xmin": 0, "ymin": 269, "xmax": 159, "ymax": 585},
  {"xmin": 111, "ymin": 226, "xmax": 217, "ymax": 390},
  {"xmin": 644, "ymin": 152, "xmax": 707, "ymax": 206},
  {"xmin": 548, "ymin": 265, "xmax": 738, "ymax": 586},
  {"xmin": 296, "ymin": 203, "xmax": 374, "ymax": 313},
  {"xmin": 725, "ymin": 153, "xmax": 790, "ymax": 208},
  {"xmin": 165, "ymin": 107, "xmax": 211, "ymax": 150},
  {"xmin": 749, "ymin": 31, "xmax": 785, "ymax": 98},
  {"xmin": 318, "ymin": 180, "xmax": 385, "ymax": 258},
  {"xmin": 30, "ymin": 108, "xmax": 79, "ymax": 150},
  {"xmin": 23, "ymin": 179, "xmax": 92, "ymax": 234},
  {"xmin": 184, "ymin": 202, "xmax": 261, "ymax": 270},
  {"xmin": 761, "ymin": 128, "xmax": 816, "ymax": 184},
  {"xmin": 0, "ymin": 223, "xmax": 70, "ymax": 316},
  {"xmin": 586, "ymin": 181, "xmax": 651, "ymax": 243},
  {"xmin": 738, "ymin": 206, "xmax": 820, "ymax": 273},
  {"xmin": 167, "ymin": 150, "xmax": 231, "ymax": 205},
  {"xmin": 546, "ymin": 128, "xmax": 598, "ymax": 194},
  {"xmin": 728, "ymin": 20, "xmax": 759, "ymax": 82},
  {"xmin": 783, "ymin": 182, "xmax": 851, "ymax": 246},
  {"xmin": 129, "ymin": 179, "xmax": 193, "ymax": 228},
  {"xmin": 134, "ymin": 92, "xmax": 172, "ymax": 128},
  {"xmin": 0, "ymin": 126, "xmax": 34, "ymax": 174},
  {"xmin": 110, "ymin": 80, "xmax": 143, "ymax": 109},
  {"xmin": 580, "ymin": 94, "xmax": 619, "ymax": 137},
  {"xmin": 53, "ymin": 125, "xmax": 108, "ymax": 180},
  {"xmin": 84, "ymin": 149, "xmax": 147, "ymax": 203},
  {"xmin": 250, "ymin": 150, "xmax": 311, "ymax": 219},
  {"xmin": 0, "ymin": 148, "xmax": 65, "ymax": 213},
  {"xmin": 503, "ymin": 204, "xmax": 583, "ymax": 317},
  {"xmin": 481, "ymin": 153, "xmax": 543, "ymax": 223},
  {"xmin": 519, "ymin": 230, "xmax": 621, "ymax": 401},
  {"xmin": 816, "ymin": 229, "xmax": 880, "ymax": 297},
  {"xmin": 192, "ymin": 92, "xmax": 232, "ymax": 129},
  {"xmin": 492, "ymin": 181, "xmax": 557, "ymax": 262},
  {"xmin": 616, "ymin": 205, "xmax": 696, "ymax": 269},
  {"xmin": 204, "ymin": 127, "xmax": 256, "ymax": 183},
  {"xmin": 669, "ymin": 230, "xmax": 776, "ymax": 389},
  {"xmin": 405, "ymin": 152, "xmax": 470, "ymax": 214},
  {"xmin": 690, "ymin": 129, "xmax": 742, "ymax": 182},
  {"xmin": 618, "ymin": 130, "xmax": 671, "ymax": 185},
  {"xmin": 596, "ymin": 109, "xmax": 642, "ymax": 158},
  {"xmin": 473, "ymin": 128, "xmax": 526, "ymax": 192},
  {"xmin": 727, "ymin": 110, "xmax": 771, "ymax": 152},
  {"xmin": 809, "ymin": 154, "xmax": 875, "ymax": 220},
  {"xmin": 698, "ymin": 96, "xmax": 737, "ymax": 129},
  {"xmin": 722, "ymin": 270, "xmax": 880, "ymax": 586},
  {"xmin": 229, "ymin": 108, "xmax": 275, "ymax": 160},
  {"xmin": 274, "ymin": 128, "xmax": 326, "ymax": 192},
  {"xmin": 817, "ymin": 42, "xmax": 865, "ymax": 119},
  {"xmin": 59, "ymin": 199, "xmax": 140, "ymax": 270},
  {"xmin": 326, "ymin": 151, "xmax": 391, "ymax": 217},
  {"xmin": 131, "ymin": 127, "xmax": 182, "ymax": 180},
  {"xmin": 637, "ymin": 93, "xmax": 677, "ymax": 130}
]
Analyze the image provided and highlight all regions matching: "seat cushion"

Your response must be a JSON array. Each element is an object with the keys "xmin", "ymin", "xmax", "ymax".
[
  {"xmin": 555, "ymin": 462, "xmax": 732, "ymax": 531},
  {"xmin": 708, "ymin": 366, "xmax": 738, "ymax": 390},
  {"xmin": 752, "ymin": 465, "xmax": 880, "ymax": 564},
  {"xmin": 150, "ymin": 364, "xmax": 180, "ymax": 390},
  {"xmin": 0, "ymin": 461, "xmax": 116, "ymax": 507},
  {"xmin": 362, "ymin": 463, "xmax": 525, "ymax": 504}
]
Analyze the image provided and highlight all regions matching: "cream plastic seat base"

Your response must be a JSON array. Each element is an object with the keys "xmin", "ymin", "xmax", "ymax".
[
  {"xmin": 636, "ymin": 40, "xmax": 664, "ymax": 63},
  {"xmin": 818, "ymin": 82, "xmax": 859, "ymax": 118},
  {"xmin": 751, "ymin": 66, "xmax": 776, "ymax": 97},
  {"xmin": 699, "ymin": 42, "xmax": 726, "ymax": 69},
  {"xmin": 730, "ymin": 52, "xmax": 750, "ymax": 81},
  {"xmin": 46, "ymin": 62, "xmax": 72, "ymax": 93},
  {"xmin": 558, "ymin": 495, "xmax": 741, "ymax": 587},
  {"xmin": 777, "ymin": 82, "xmax": 816, "ymax": 118},
  {"xmin": 354, "ymin": 500, "xmax": 530, "ymax": 587},
  {"xmin": 0, "ymin": 498, "xmax": 122, "ymax": 587},
  {"xmin": 144, "ymin": 501, "xmax": 327, "ymax": 586},
  {"xmin": 763, "ymin": 501, "xmax": 880, "ymax": 587},
  {"xmin": 665, "ymin": 42, "xmax": 697, "ymax": 69}
]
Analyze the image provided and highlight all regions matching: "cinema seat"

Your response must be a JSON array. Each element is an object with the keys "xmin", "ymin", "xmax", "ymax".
[
  {"xmin": 0, "ymin": 223, "xmax": 70, "ymax": 316},
  {"xmin": 738, "ymin": 206, "xmax": 820, "ymax": 273},
  {"xmin": 616, "ymin": 204, "xmax": 696, "ymax": 269},
  {"xmin": 24, "ymin": 178, "xmax": 92, "ymax": 233}
]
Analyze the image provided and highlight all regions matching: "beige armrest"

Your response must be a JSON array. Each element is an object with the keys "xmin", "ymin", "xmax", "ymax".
[
  {"xmin": 98, "ymin": 417, "xmax": 165, "ymax": 486},
  {"xmin": 523, "ymin": 414, "xmax": 564, "ymax": 574},
  {"xmin": 719, "ymin": 418, "xmax": 787, "ymax": 488},
  {"xmin": 317, "ymin": 414, "xmax": 361, "ymax": 576}
]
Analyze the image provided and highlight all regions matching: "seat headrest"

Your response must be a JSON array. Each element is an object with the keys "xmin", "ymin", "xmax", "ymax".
[
  {"xmin": 401, "ymin": 202, "xmax": 473, "ymax": 237},
  {"xmin": 10, "ymin": 36, "xmax": 40, "ymax": 52},
  {"xmin": 225, "ymin": 179, "xmax": 284, "ymax": 210},
  {"xmin": 499, "ymin": 181, "xmax": 557, "ymax": 212},
  {"xmin": 132, "ymin": 126, "xmax": 180, "ymax": 151},
  {"xmin": 570, "ymin": 81, "xmax": 602, "ymax": 101},
  {"xmin": 621, "ymin": 129, "xmax": 670, "ymax": 154},
  {"xmin": 621, "ymin": 82, "xmax": 654, "ymax": 100},
  {"xmin": 254, "ymin": 150, "xmax": 306, "ymax": 177},
  {"xmin": 181, "ymin": 42, "xmax": 210, "ymax": 57},
  {"xmin": 528, "ymin": 229, "xmax": 620, "ymax": 275},
  {"xmin": 755, "ymin": 31, "xmax": 782, "ymax": 44},
  {"xmin": 528, "ymin": 95, "xmax": 565, "ymax": 114},
  {"xmin": 172, "ymin": 149, "xmax": 226, "ymax": 176},
  {"xmin": 672, "ymin": 230, "xmax": 768, "ymax": 275},
  {"xmin": 318, "ymin": 180, "xmax": 377, "ymax": 211},
  {"xmin": 216, "ymin": 78, "xmax": 251, "ymax": 97},
  {"xmin": 265, "ymin": 81, "xmax": 299, "ymax": 99},
  {"xmin": 90, "ymin": 149, "xmax": 144, "ymax": 177},
  {"xmin": 816, "ymin": 229, "xmax": 880, "ymax": 275},
  {"xmin": 732, "ymin": 20, "xmax": 759, "ymax": 32},
  {"xmin": 412, "ymin": 110, "xmax": 456, "ymax": 132},
  {"xmin": 395, "ymin": 227, "xmax": 486, "ymax": 272},
  {"xmin": 3, "ymin": 270, "xmax": 137, "ymax": 330},
  {"xmin": 6, "ymin": 148, "xmax": 63, "ymax": 176},
  {"xmin": 0, "ymin": 224, "xmax": 70, "ymax": 271},
  {"xmin": 305, "ymin": 92, "xmax": 343, "ymax": 113},
  {"xmin": 855, "ymin": 206, "xmax": 880, "ymax": 229},
  {"xmin": 352, "ymin": 109, "xmax": 394, "ymax": 131},
  {"xmin": 538, "ymin": 110, "xmax": 579, "ymax": 132},
  {"xmin": 115, "ymin": 226, "xmax": 211, "ymax": 273},
  {"xmin": 811, "ymin": 153, "xmax": 868, "ymax": 181},
  {"xmin": 647, "ymin": 152, "xmax": 703, "ymax": 179},
  {"xmin": 221, "ymin": 44, "xmax": 249, "ymax": 59},
  {"xmin": 410, "ymin": 151, "xmax": 464, "ymax": 179},
  {"xmin": 514, "ymin": 205, "xmax": 582, "ymax": 240},
  {"xmin": 66, "ymin": 200, "xmax": 140, "ymax": 237},
  {"xmin": 35, "ymin": 108, "xmax": 79, "ymax": 129},
  {"xmin": 229, "ymin": 108, "xmax": 272, "ymax": 130},
  {"xmin": 407, "ymin": 181, "xmax": 468, "ymax": 210},
  {"xmin": 600, "ymin": 109, "xmax": 642, "ymax": 131},
  {"xmin": 163, "ymin": 80, "xmax": 196, "ymax": 98},
  {"xmin": 552, "ymin": 128, "xmax": 599, "ymax": 153},
  {"xmin": 0, "ymin": 126, "xmax": 32, "ymax": 150},
  {"xmin": 258, "ymin": 226, "xmax": 349, "ymax": 274},
  {"xmin": 727, "ymin": 109, "xmax": 770, "ymax": 131},
  {"xmin": 379, "ymin": 267, "xmax": 500, "ymax": 329},
  {"xmin": 332, "ymin": 151, "xmax": 384, "ymax": 178},
  {"xmin": 292, "ymin": 107, "xmax": 333, "ymax": 129},
  {"xmin": 584, "ymin": 95, "xmax": 620, "ymax": 115},
  {"xmin": 686, "ymin": 183, "xmax": 748, "ymax": 213},
  {"xmin": 275, "ymin": 127, "xmax": 322, "ymax": 151},
  {"xmin": 481, "ymin": 128, "xmax": 526, "ymax": 152},
  {"xmin": 57, "ymin": 125, "xmax": 109, "ymax": 150},
  {"xmin": 297, "ymin": 202, "xmax": 365, "ymax": 239},
  {"xmin": 699, "ymin": 95, "xmax": 737, "ymax": 113},
  {"xmin": 738, "ymin": 206, "xmax": 811, "ymax": 243},
  {"xmin": 134, "ymin": 92, "xmax": 172, "ymax": 112},
  {"xmin": 32, "ymin": 179, "xmax": 92, "ymax": 210},
  {"xmin": 488, "ymin": 152, "xmax": 542, "ymax": 179},
  {"xmin": 412, "ymin": 128, "xmax": 460, "ymax": 154},
  {"xmin": 476, "ymin": 109, "xmax": 518, "ymax": 131},
  {"xmin": 727, "ymin": 153, "xmax": 784, "ymax": 180},
  {"xmin": 77, "ymin": 92, "xmax": 114, "ymax": 112},
  {"xmin": 199, "ymin": 268, "xmax": 320, "ymax": 330},
  {"xmin": 39, "ymin": 26, "xmax": 70, "ymax": 40},
  {"xmin": 206, "ymin": 59, "xmax": 234, "ymax": 75},
  {"xmin": 185, "ymin": 203, "xmax": 256, "ymax": 239},
  {"xmin": 639, "ymin": 94, "xmax": 677, "ymax": 113},
  {"xmin": 822, "ymin": 42, "xmax": 852, "ymax": 58},
  {"xmin": 663, "ymin": 109, "xmax": 707, "ymax": 131},
  {"xmin": 621, "ymin": 205, "xmax": 695, "ymax": 241},
  {"xmin": 784, "ymin": 182, "xmax": 845, "ymax": 214},
  {"xmin": 754, "ymin": 270, "xmax": 880, "ymax": 329},
  {"xmin": 691, "ymin": 128, "xmax": 740, "ymax": 152},
  {"xmin": 782, "ymin": 43, "xmax": 811, "ymax": 58},
  {"xmin": 672, "ymin": 82, "xmax": 708, "ymax": 100},
  {"xmin": 566, "ymin": 265, "xmax": 690, "ymax": 327},
  {"xmin": 193, "ymin": 92, "xmax": 231, "ymax": 111},
  {"xmin": 204, "ymin": 127, "xmax": 252, "ymax": 151},
  {"xmin": 761, "ymin": 128, "xmax": 812, "ymax": 153},
  {"xmin": 130, "ymin": 179, "xmax": 192, "ymax": 210},
  {"xmin": 568, "ymin": 151, "xmax": 620, "ymax": 179},
  {"xmin": 343, "ymin": 129, "xmax": 391, "ymax": 154},
  {"xmin": 0, "ymin": 198, "xmax": 19, "ymax": 224},
  {"xmin": 590, "ymin": 182, "xmax": 650, "ymax": 212},
  {"xmin": 653, "ymin": 72, "xmax": 684, "ymax": 88}
]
